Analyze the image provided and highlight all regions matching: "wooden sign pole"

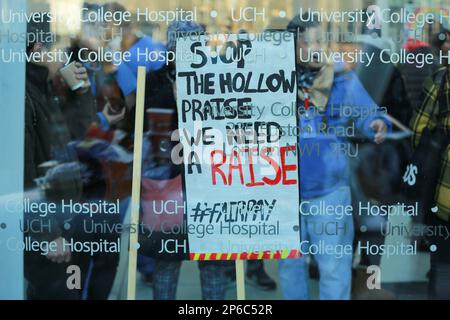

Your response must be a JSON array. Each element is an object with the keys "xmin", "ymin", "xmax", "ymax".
[
  {"xmin": 125, "ymin": 66, "xmax": 248, "ymax": 301},
  {"xmin": 127, "ymin": 66, "xmax": 146, "ymax": 300},
  {"xmin": 235, "ymin": 260, "xmax": 246, "ymax": 300}
]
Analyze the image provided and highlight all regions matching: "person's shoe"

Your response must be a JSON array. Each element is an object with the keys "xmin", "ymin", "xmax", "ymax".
[{"xmin": 246, "ymin": 268, "xmax": 277, "ymax": 291}]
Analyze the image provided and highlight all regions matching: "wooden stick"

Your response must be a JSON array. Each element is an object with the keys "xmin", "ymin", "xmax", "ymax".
[
  {"xmin": 127, "ymin": 66, "xmax": 146, "ymax": 300},
  {"xmin": 235, "ymin": 260, "xmax": 246, "ymax": 300}
]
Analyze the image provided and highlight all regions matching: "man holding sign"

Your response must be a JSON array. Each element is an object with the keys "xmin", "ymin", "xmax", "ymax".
[{"xmin": 142, "ymin": 21, "xmax": 228, "ymax": 300}]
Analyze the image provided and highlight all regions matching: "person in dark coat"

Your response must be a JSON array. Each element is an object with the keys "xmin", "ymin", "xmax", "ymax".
[
  {"xmin": 400, "ymin": 40, "xmax": 439, "ymax": 112},
  {"xmin": 24, "ymin": 37, "xmax": 97, "ymax": 299}
]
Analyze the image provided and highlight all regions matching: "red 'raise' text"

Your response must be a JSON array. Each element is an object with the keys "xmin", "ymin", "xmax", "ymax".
[{"xmin": 210, "ymin": 146, "xmax": 297, "ymax": 187}]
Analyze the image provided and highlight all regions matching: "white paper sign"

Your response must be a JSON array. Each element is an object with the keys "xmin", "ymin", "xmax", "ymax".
[{"xmin": 176, "ymin": 32, "xmax": 300, "ymax": 260}]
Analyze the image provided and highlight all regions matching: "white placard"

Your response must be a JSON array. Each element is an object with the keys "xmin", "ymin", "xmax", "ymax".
[{"xmin": 176, "ymin": 32, "xmax": 300, "ymax": 260}]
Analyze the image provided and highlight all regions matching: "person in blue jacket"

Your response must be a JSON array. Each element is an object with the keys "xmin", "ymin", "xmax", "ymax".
[
  {"xmin": 78, "ymin": 2, "xmax": 167, "ymax": 288},
  {"xmin": 278, "ymin": 14, "xmax": 390, "ymax": 300},
  {"xmin": 78, "ymin": 2, "xmax": 166, "ymax": 116}
]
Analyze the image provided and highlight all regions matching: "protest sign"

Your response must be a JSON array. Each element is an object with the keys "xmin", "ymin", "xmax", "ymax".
[{"xmin": 176, "ymin": 32, "xmax": 301, "ymax": 260}]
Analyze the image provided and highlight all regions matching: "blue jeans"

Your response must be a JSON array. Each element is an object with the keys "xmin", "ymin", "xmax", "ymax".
[
  {"xmin": 279, "ymin": 186, "xmax": 354, "ymax": 300},
  {"xmin": 153, "ymin": 260, "xmax": 226, "ymax": 300}
]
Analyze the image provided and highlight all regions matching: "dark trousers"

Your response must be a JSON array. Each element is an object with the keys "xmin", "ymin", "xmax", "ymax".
[
  {"xmin": 25, "ymin": 213, "xmax": 120, "ymax": 300},
  {"xmin": 153, "ymin": 260, "xmax": 226, "ymax": 300},
  {"xmin": 428, "ymin": 213, "xmax": 450, "ymax": 299},
  {"xmin": 25, "ymin": 252, "xmax": 81, "ymax": 300}
]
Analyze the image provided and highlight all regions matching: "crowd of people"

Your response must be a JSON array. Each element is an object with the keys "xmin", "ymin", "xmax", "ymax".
[{"xmin": 21, "ymin": 1, "xmax": 450, "ymax": 300}]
